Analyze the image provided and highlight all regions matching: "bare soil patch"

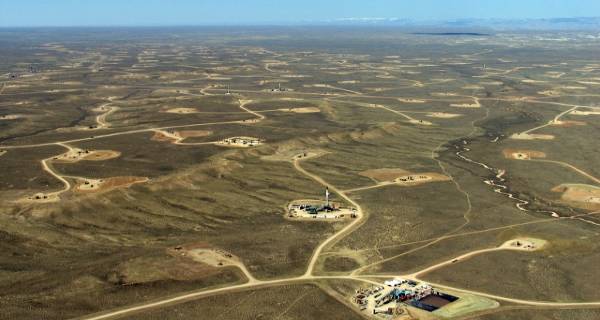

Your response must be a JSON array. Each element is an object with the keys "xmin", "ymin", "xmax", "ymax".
[
  {"xmin": 75, "ymin": 176, "xmax": 148, "ymax": 193},
  {"xmin": 82, "ymin": 150, "xmax": 121, "ymax": 161},
  {"xmin": 502, "ymin": 149, "xmax": 546, "ymax": 160},
  {"xmin": 538, "ymin": 90, "xmax": 561, "ymax": 96},
  {"xmin": 20, "ymin": 193, "xmax": 60, "ymax": 203},
  {"xmin": 451, "ymin": 102, "xmax": 480, "ymax": 108},
  {"xmin": 359, "ymin": 168, "xmax": 411, "ymax": 182},
  {"xmin": 151, "ymin": 131, "xmax": 176, "ymax": 142},
  {"xmin": 262, "ymin": 148, "xmax": 328, "ymax": 162},
  {"xmin": 0, "ymin": 114, "xmax": 25, "ymax": 120},
  {"xmin": 522, "ymin": 79, "xmax": 547, "ymax": 84},
  {"xmin": 114, "ymin": 73, "xmax": 150, "ymax": 80},
  {"xmin": 150, "ymin": 129, "xmax": 212, "ymax": 144},
  {"xmin": 109, "ymin": 254, "xmax": 221, "ymax": 284},
  {"xmin": 163, "ymin": 107, "xmax": 198, "ymax": 114},
  {"xmin": 177, "ymin": 130, "xmax": 213, "ymax": 138},
  {"xmin": 462, "ymin": 85, "xmax": 484, "ymax": 90},
  {"xmin": 258, "ymin": 79, "xmax": 288, "ymax": 85},
  {"xmin": 395, "ymin": 173, "xmax": 450, "ymax": 186},
  {"xmin": 578, "ymin": 81, "xmax": 600, "ymax": 85},
  {"xmin": 545, "ymin": 71, "xmax": 565, "ymax": 78},
  {"xmin": 503, "ymin": 238, "xmax": 547, "ymax": 251},
  {"xmin": 186, "ymin": 248, "xmax": 239, "ymax": 267},
  {"xmin": 510, "ymin": 133, "xmax": 555, "ymax": 140},
  {"xmin": 432, "ymin": 92, "xmax": 457, "ymax": 97},
  {"xmin": 571, "ymin": 110, "xmax": 600, "ymax": 116},
  {"xmin": 426, "ymin": 112, "xmax": 461, "ymax": 119},
  {"xmin": 53, "ymin": 149, "xmax": 121, "ymax": 163},
  {"xmin": 552, "ymin": 184, "xmax": 600, "ymax": 209},
  {"xmin": 281, "ymin": 74, "xmax": 309, "ymax": 78},
  {"xmin": 152, "ymin": 88, "xmax": 190, "ymax": 95},
  {"xmin": 398, "ymin": 98, "xmax": 425, "ymax": 103},
  {"xmin": 551, "ymin": 120, "xmax": 587, "ymax": 127},
  {"xmin": 278, "ymin": 107, "xmax": 320, "ymax": 113},
  {"xmin": 480, "ymin": 81, "xmax": 503, "ymax": 86},
  {"xmin": 408, "ymin": 119, "xmax": 433, "ymax": 125}
]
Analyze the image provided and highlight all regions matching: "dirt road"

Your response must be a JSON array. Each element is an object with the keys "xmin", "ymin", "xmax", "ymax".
[
  {"xmin": 292, "ymin": 156, "xmax": 366, "ymax": 277},
  {"xmin": 74, "ymin": 155, "xmax": 600, "ymax": 320},
  {"xmin": 9, "ymin": 86, "xmax": 596, "ymax": 319},
  {"xmin": 520, "ymin": 105, "xmax": 580, "ymax": 135},
  {"xmin": 530, "ymin": 159, "xmax": 600, "ymax": 185}
]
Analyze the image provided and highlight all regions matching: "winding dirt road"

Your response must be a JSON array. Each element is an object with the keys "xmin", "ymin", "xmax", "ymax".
[
  {"xmin": 6, "ymin": 82, "xmax": 599, "ymax": 319},
  {"xmin": 292, "ymin": 156, "xmax": 365, "ymax": 277},
  {"xmin": 530, "ymin": 159, "xmax": 600, "ymax": 185},
  {"xmin": 39, "ymin": 144, "xmax": 73, "ymax": 199},
  {"xmin": 75, "ymin": 151, "xmax": 600, "ymax": 320},
  {"xmin": 8, "ymin": 99, "xmax": 266, "ymax": 202}
]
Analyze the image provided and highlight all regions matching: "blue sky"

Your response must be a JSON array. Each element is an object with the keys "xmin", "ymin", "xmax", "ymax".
[{"xmin": 1, "ymin": 0, "xmax": 600, "ymax": 27}]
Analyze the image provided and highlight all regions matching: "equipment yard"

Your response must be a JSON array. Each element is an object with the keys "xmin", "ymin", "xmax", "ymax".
[
  {"xmin": 287, "ymin": 196, "xmax": 358, "ymax": 220},
  {"xmin": 353, "ymin": 279, "xmax": 460, "ymax": 316},
  {"xmin": 215, "ymin": 136, "xmax": 263, "ymax": 147}
]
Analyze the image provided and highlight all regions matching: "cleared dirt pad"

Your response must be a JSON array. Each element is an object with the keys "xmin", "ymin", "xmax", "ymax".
[
  {"xmin": 150, "ymin": 129, "xmax": 212, "ymax": 143},
  {"xmin": 427, "ymin": 112, "xmax": 461, "ymax": 119},
  {"xmin": 82, "ymin": 150, "xmax": 121, "ymax": 161},
  {"xmin": 114, "ymin": 73, "xmax": 150, "ymax": 80},
  {"xmin": 262, "ymin": 148, "xmax": 328, "ymax": 162},
  {"xmin": 551, "ymin": 120, "xmax": 587, "ymax": 127},
  {"xmin": 480, "ymin": 81, "xmax": 503, "ymax": 85},
  {"xmin": 279, "ymin": 107, "xmax": 321, "ymax": 113},
  {"xmin": 20, "ymin": 193, "xmax": 60, "ymax": 203},
  {"xmin": 163, "ymin": 108, "xmax": 198, "ymax": 114},
  {"xmin": 538, "ymin": 90, "xmax": 561, "ymax": 96},
  {"xmin": 398, "ymin": 98, "xmax": 425, "ymax": 103},
  {"xmin": 571, "ymin": 110, "xmax": 600, "ymax": 116},
  {"xmin": 395, "ymin": 173, "xmax": 450, "ymax": 185},
  {"xmin": 510, "ymin": 133, "xmax": 555, "ymax": 140},
  {"xmin": 552, "ymin": 184, "xmax": 600, "ymax": 209},
  {"xmin": 359, "ymin": 168, "xmax": 411, "ymax": 182},
  {"xmin": 357, "ymin": 168, "xmax": 450, "ymax": 188},
  {"xmin": 177, "ymin": 130, "xmax": 213, "ymax": 138},
  {"xmin": 109, "ymin": 255, "xmax": 222, "ymax": 285},
  {"xmin": 151, "ymin": 131, "xmax": 176, "ymax": 142},
  {"xmin": 462, "ymin": 85, "xmax": 484, "ymax": 90},
  {"xmin": 451, "ymin": 102, "xmax": 480, "ymax": 108},
  {"xmin": 502, "ymin": 149, "xmax": 546, "ymax": 160},
  {"xmin": 75, "ymin": 176, "xmax": 148, "ymax": 193},
  {"xmin": 522, "ymin": 79, "xmax": 547, "ymax": 84},
  {"xmin": 186, "ymin": 248, "xmax": 239, "ymax": 267},
  {"xmin": 0, "ymin": 114, "xmax": 25, "ymax": 120},
  {"xmin": 408, "ymin": 119, "xmax": 433, "ymax": 125},
  {"xmin": 54, "ymin": 149, "xmax": 121, "ymax": 162}
]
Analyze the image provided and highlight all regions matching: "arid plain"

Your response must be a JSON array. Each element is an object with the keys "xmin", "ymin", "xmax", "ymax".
[{"xmin": 1, "ymin": 28, "xmax": 600, "ymax": 320}]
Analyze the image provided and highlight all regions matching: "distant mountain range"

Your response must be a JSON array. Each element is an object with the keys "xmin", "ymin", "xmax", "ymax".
[{"xmin": 324, "ymin": 17, "xmax": 600, "ymax": 30}]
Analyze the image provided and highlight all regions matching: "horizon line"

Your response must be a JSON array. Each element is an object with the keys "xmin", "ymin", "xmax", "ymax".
[{"xmin": 2, "ymin": 16, "xmax": 600, "ymax": 29}]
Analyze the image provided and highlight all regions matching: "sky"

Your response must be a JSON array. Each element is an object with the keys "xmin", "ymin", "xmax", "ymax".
[{"xmin": 1, "ymin": 0, "xmax": 600, "ymax": 27}]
